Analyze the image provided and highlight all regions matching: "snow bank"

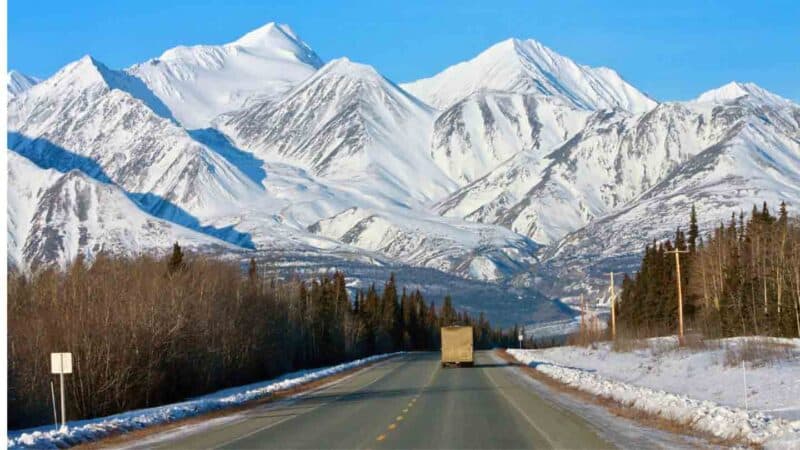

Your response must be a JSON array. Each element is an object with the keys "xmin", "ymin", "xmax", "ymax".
[
  {"xmin": 508, "ymin": 339, "xmax": 800, "ymax": 448},
  {"xmin": 7, "ymin": 353, "xmax": 401, "ymax": 449}
]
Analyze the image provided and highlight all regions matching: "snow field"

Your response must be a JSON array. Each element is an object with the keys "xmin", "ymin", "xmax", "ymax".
[{"xmin": 508, "ymin": 337, "xmax": 800, "ymax": 447}]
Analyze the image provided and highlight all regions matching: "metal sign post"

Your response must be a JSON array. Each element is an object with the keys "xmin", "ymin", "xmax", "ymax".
[
  {"xmin": 50, "ymin": 380, "xmax": 58, "ymax": 431},
  {"xmin": 51, "ymin": 352, "xmax": 73, "ymax": 429}
]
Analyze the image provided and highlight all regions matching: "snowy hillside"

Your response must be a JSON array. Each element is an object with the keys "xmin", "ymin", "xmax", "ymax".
[
  {"xmin": 430, "ymin": 91, "xmax": 589, "ymax": 185},
  {"xmin": 7, "ymin": 151, "xmax": 232, "ymax": 270},
  {"xmin": 220, "ymin": 57, "xmax": 455, "ymax": 204},
  {"xmin": 7, "ymin": 70, "xmax": 39, "ymax": 97},
  {"xmin": 8, "ymin": 56, "xmax": 263, "ymax": 224},
  {"xmin": 441, "ymin": 86, "xmax": 800, "ymax": 246},
  {"xmin": 536, "ymin": 103, "xmax": 800, "ymax": 296},
  {"xmin": 402, "ymin": 38, "xmax": 656, "ymax": 113},
  {"xmin": 128, "ymin": 22, "xmax": 322, "ymax": 128},
  {"xmin": 307, "ymin": 206, "xmax": 539, "ymax": 281}
]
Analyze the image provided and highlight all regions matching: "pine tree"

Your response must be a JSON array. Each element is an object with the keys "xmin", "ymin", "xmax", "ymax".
[
  {"xmin": 688, "ymin": 204, "xmax": 699, "ymax": 253},
  {"xmin": 779, "ymin": 201, "xmax": 788, "ymax": 224},
  {"xmin": 247, "ymin": 257, "xmax": 258, "ymax": 282},
  {"xmin": 167, "ymin": 242, "xmax": 184, "ymax": 274},
  {"xmin": 441, "ymin": 295, "xmax": 457, "ymax": 326}
]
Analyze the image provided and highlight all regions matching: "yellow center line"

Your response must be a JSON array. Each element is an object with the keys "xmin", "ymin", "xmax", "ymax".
[
  {"xmin": 376, "ymin": 434, "xmax": 386, "ymax": 442},
  {"xmin": 403, "ymin": 408, "xmax": 409, "ymax": 413},
  {"xmin": 388, "ymin": 423, "xmax": 397, "ymax": 430}
]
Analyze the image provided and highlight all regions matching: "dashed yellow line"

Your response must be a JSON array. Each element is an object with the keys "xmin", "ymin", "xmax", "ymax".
[{"xmin": 375, "ymin": 361, "xmax": 438, "ymax": 444}]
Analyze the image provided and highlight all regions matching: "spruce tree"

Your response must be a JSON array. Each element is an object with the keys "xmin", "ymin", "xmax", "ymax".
[
  {"xmin": 688, "ymin": 204, "xmax": 699, "ymax": 252},
  {"xmin": 779, "ymin": 201, "xmax": 788, "ymax": 224},
  {"xmin": 167, "ymin": 242, "xmax": 184, "ymax": 274},
  {"xmin": 247, "ymin": 257, "xmax": 258, "ymax": 282}
]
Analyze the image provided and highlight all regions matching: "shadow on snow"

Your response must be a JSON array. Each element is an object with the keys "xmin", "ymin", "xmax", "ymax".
[
  {"xmin": 187, "ymin": 128, "xmax": 267, "ymax": 187},
  {"xmin": 8, "ymin": 132, "xmax": 255, "ymax": 249}
]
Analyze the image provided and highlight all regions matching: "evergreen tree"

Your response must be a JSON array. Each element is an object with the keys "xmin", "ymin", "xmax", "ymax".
[
  {"xmin": 688, "ymin": 204, "xmax": 699, "ymax": 252},
  {"xmin": 247, "ymin": 257, "xmax": 258, "ymax": 283},
  {"xmin": 167, "ymin": 242, "xmax": 185, "ymax": 274},
  {"xmin": 441, "ymin": 295, "xmax": 457, "ymax": 326}
]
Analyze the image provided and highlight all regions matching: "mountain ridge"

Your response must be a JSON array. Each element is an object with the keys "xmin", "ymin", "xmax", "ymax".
[{"xmin": 8, "ymin": 22, "xmax": 800, "ymax": 309}]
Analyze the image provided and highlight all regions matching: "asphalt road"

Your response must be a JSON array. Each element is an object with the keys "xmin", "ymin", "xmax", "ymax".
[{"xmin": 149, "ymin": 351, "xmax": 614, "ymax": 449}]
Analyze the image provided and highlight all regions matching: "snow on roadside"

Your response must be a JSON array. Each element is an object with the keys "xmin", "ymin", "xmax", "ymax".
[
  {"xmin": 508, "ymin": 338, "xmax": 800, "ymax": 448},
  {"xmin": 7, "ymin": 353, "xmax": 402, "ymax": 449}
]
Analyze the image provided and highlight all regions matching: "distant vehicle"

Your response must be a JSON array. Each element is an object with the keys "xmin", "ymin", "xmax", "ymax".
[{"xmin": 440, "ymin": 326, "xmax": 474, "ymax": 367}]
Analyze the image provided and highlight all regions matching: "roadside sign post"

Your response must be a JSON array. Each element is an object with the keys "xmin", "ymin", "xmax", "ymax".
[
  {"xmin": 50, "ymin": 380, "xmax": 58, "ymax": 431},
  {"xmin": 518, "ymin": 333, "xmax": 523, "ymax": 349},
  {"xmin": 51, "ymin": 352, "xmax": 72, "ymax": 429}
]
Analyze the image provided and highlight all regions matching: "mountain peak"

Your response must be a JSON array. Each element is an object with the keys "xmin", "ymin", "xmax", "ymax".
[
  {"xmin": 402, "ymin": 37, "xmax": 656, "ymax": 113},
  {"xmin": 316, "ymin": 57, "xmax": 382, "ymax": 80},
  {"xmin": 695, "ymin": 81, "xmax": 794, "ymax": 107},
  {"xmin": 46, "ymin": 55, "xmax": 114, "ymax": 91},
  {"xmin": 234, "ymin": 22, "xmax": 297, "ymax": 46},
  {"xmin": 130, "ymin": 21, "xmax": 322, "ymax": 128},
  {"xmin": 156, "ymin": 21, "xmax": 322, "ymax": 68},
  {"xmin": 8, "ymin": 70, "xmax": 40, "ymax": 97}
]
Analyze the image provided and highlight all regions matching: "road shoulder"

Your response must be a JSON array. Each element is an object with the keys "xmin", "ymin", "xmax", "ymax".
[{"xmin": 492, "ymin": 350, "xmax": 710, "ymax": 449}]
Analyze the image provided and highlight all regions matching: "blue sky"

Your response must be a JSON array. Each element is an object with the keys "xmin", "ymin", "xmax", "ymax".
[{"xmin": 9, "ymin": 0, "xmax": 800, "ymax": 102}]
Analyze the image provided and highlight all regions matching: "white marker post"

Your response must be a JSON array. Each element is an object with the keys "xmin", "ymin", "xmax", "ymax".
[
  {"xmin": 518, "ymin": 333, "xmax": 523, "ymax": 349},
  {"xmin": 51, "ymin": 352, "xmax": 72, "ymax": 430},
  {"xmin": 50, "ymin": 380, "xmax": 58, "ymax": 431}
]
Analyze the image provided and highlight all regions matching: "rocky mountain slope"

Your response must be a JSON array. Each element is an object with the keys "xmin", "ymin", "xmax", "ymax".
[
  {"xmin": 8, "ymin": 70, "xmax": 39, "ymax": 97},
  {"xmin": 7, "ymin": 151, "xmax": 232, "ymax": 269},
  {"xmin": 219, "ymin": 57, "xmax": 454, "ymax": 204}
]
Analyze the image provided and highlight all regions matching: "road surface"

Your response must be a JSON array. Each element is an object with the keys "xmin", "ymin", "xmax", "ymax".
[{"xmin": 144, "ymin": 351, "xmax": 614, "ymax": 449}]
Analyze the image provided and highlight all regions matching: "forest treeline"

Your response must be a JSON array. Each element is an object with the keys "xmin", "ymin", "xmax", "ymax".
[
  {"xmin": 617, "ymin": 202, "xmax": 800, "ymax": 339},
  {"xmin": 8, "ymin": 246, "xmax": 514, "ymax": 429}
]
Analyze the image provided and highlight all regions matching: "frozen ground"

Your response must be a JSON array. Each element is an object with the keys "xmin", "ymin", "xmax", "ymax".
[
  {"xmin": 509, "ymin": 336, "xmax": 800, "ymax": 447},
  {"xmin": 6, "ymin": 353, "xmax": 401, "ymax": 449}
]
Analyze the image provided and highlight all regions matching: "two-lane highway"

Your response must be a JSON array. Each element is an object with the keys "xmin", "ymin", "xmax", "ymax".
[{"xmin": 142, "ymin": 352, "xmax": 613, "ymax": 449}]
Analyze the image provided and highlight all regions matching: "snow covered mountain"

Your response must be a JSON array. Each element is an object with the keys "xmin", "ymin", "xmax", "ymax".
[
  {"xmin": 430, "ymin": 91, "xmax": 590, "ymax": 185},
  {"xmin": 7, "ymin": 151, "xmax": 233, "ymax": 270},
  {"xmin": 307, "ymin": 206, "xmax": 539, "ymax": 281},
  {"xmin": 8, "ymin": 21, "xmax": 800, "ymax": 308},
  {"xmin": 8, "ymin": 50, "xmax": 540, "ymax": 281},
  {"xmin": 8, "ymin": 55, "xmax": 263, "ymax": 247},
  {"xmin": 219, "ymin": 57, "xmax": 455, "ymax": 204},
  {"xmin": 527, "ymin": 85, "xmax": 800, "ymax": 298},
  {"xmin": 402, "ymin": 38, "xmax": 657, "ymax": 113},
  {"xmin": 438, "ymin": 85, "xmax": 800, "ymax": 246},
  {"xmin": 128, "ymin": 22, "xmax": 322, "ymax": 128},
  {"xmin": 8, "ymin": 70, "xmax": 40, "ymax": 98}
]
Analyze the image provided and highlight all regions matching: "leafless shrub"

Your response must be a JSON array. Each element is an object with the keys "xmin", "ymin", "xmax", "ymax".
[{"xmin": 722, "ymin": 337, "xmax": 798, "ymax": 368}]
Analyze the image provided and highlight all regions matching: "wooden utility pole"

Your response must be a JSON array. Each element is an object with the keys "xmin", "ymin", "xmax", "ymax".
[
  {"xmin": 666, "ymin": 249, "xmax": 689, "ymax": 343},
  {"xmin": 608, "ymin": 272, "xmax": 618, "ymax": 340}
]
